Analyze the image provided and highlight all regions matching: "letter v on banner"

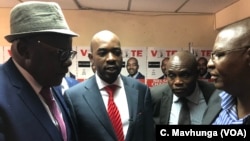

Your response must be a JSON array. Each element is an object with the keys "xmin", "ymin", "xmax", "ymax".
[{"xmin": 80, "ymin": 49, "xmax": 88, "ymax": 56}]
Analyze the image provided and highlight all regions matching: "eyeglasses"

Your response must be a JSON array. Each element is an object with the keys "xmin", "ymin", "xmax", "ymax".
[
  {"xmin": 37, "ymin": 40, "xmax": 77, "ymax": 62},
  {"xmin": 210, "ymin": 46, "xmax": 250, "ymax": 61}
]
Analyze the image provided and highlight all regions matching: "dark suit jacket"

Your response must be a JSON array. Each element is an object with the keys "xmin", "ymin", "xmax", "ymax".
[
  {"xmin": 158, "ymin": 75, "xmax": 166, "ymax": 79},
  {"xmin": 200, "ymin": 72, "xmax": 211, "ymax": 79},
  {"xmin": 136, "ymin": 72, "xmax": 145, "ymax": 79},
  {"xmin": 201, "ymin": 89, "xmax": 222, "ymax": 124},
  {"xmin": 128, "ymin": 72, "xmax": 145, "ymax": 79},
  {"xmin": 64, "ymin": 75, "xmax": 155, "ymax": 141},
  {"xmin": 0, "ymin": 58, "xmax": 77, "ymax": 141},
  {"xmin": 150, "ymin": 80, "xmax": 222, "ymax": 125}
]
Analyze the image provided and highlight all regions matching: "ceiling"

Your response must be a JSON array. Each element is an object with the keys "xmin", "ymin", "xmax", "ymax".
[{"xmin": 0, "ymin": 0, "xmax": 239, "ymax": 14}]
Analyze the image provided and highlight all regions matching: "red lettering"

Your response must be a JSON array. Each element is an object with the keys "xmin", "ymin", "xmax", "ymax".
[
  {"xmin": 80, "ymin": 49, "xmax": 88, "ymax": 56},
  {"xmin": 151, "ymin": 50, "xmax": 158, "ymax": 57},
  {"xmin": 130, "ymin": 50, "xmax": 143, "ymax": 57},
  {"xmin": 200, "ymin": 50, "xmax": 212, "ymax": 57},
  {"xmin": 165, "ymin": 50, "xmax": 177, "ymax": 56}
]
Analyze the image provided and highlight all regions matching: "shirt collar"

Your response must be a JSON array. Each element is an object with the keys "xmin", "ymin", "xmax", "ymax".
[
  {"xmin": 174, "ymin": 82, "xmax": 203, "ymax": 104},
  {"xmin": 95, "ymin": 73, "xmax": 122, "ymax": 90},
  {"xmin": 12, "ymin": 59, "xmax": 42, "ymax": 94}
]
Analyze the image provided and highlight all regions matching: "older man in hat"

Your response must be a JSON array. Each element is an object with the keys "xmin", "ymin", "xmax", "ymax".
[{"xmin": 0, "ymin": 1, "xmax": 78, "ymax": 141}]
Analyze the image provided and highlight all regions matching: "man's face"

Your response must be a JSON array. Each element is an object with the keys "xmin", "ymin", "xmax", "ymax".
[
  {"xmin": 197, "ymin": 59, "xmax": 208, "ymax": 76},
  {"xmin": 24, "ymin": 34, "xmax": 73, "ymax": 87},
  {"xmin": 167, "ymin": 57, "xmax": 198, "ymax": 97},
  {"xmin": 126, "ymin": 58, "xmax": 139, "ymax": 76},
  {"xmin": 207, "ymin": 27, "xmax": 249, "ymax": 95},
  {"xmin": 90, "ymin": 37, "xmax": 123, "ymax": 84},
  {"xmin": 161, "ymin": 59, "xmax": 169, "ymax": 76}
]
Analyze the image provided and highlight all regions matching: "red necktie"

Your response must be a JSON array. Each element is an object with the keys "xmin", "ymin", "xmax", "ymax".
[
  {"xmin": 105, "ymin": 85, "xmax": 124, "ymax": 141},
  {"xmin": 40, "ymin": 87, "xmax": 67, "ymax": 141}
]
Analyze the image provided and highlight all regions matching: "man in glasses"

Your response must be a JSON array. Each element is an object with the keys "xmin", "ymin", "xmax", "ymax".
[
  {"xmin": 203, "ymin": 18, "xmax": 250, "ymax": 125},
  {"xmin": 0, "ymin": 1, "xmax": 78, "ymax": 141}
]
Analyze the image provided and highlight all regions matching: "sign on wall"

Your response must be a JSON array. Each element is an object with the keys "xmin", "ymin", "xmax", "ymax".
[
  {"xmin": 76, "ymin": 46, "xmax": 94, "ymax": 81},
  {"xmin": 146, "ymin": 47, "xmax": 180, "ymax": 87},
  {"xmin": 120, "ymin": 47, "xmax": 147, "ymax": 84}
]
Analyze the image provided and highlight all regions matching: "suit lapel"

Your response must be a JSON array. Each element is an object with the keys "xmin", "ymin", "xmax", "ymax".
[
  {"xmin": 202, "ymin": 89, "xmax": 222, "ymax": 124},
  {"xmin": 82, "ymin": 77, "xmax": 116, "ymax": 139},
  {"xmin": 52, "ymin": 86, "xmax": 76, "ymax": 140},
  {"xmin": 121, "ymin": 76, "xmax": 138, "ymax": 121},
  {"xmin": 15, "ymin": 82, "xmax": 62, "ymax": 141},
  {"xmin": 6, "ymin": 59, "xmax": 65, "ymax": 141},
  {"xmin": 159, "ymin": 86, "xmax": 173, "ymax": 124},
  {"xmin": 121, "ymin": 76, "xmax": 139, "ymax": 140}
]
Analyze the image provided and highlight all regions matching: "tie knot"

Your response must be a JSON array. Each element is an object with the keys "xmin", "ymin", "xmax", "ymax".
[
  {"xmin": 179, "ymin": 97, "xmax": 188, "ymax": 104},
  {"xmin": 40, "ymin": 87, "xmax": 53, "ymax": 103},
  {"xmin": 105, "ymin": 85, "xmax": 117, "ymax": 97}
]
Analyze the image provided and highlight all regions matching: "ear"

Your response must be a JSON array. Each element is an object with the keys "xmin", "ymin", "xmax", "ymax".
[{"xmin": 88, "ymin": 53, "xmax": 93, "ymax": 63}]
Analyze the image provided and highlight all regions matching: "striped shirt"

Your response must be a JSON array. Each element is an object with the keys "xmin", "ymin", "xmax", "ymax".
[{"xmin": 212, "ymin": 91, "xmax": 249, "ymax": 125}]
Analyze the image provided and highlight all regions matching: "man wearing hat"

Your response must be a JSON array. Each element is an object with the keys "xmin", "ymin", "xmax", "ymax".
[{"xmin": 0, "ymin": 1, "xmax": 78, "ymax": 141}]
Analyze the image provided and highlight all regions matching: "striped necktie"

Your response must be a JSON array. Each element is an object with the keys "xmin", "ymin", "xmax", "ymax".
[{"xmin": 105, "ymin": 85, "xmax": 124, "ymax": 141}]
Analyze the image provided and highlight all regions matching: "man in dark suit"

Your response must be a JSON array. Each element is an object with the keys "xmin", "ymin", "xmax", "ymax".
[
  {"xmin": 0, "ymin": 1, "xmax": 78, "ymax": 141},
  {"xmin": 126, "ymin": 57, "xmax": 145, "ymax": 79},
  {"xmin": 151, "ymin": 51, "xmax": 221, "ymax": 125},
  {"xmin": 64, "ymin": 30, "xmax": 155, "ymax": 141}
]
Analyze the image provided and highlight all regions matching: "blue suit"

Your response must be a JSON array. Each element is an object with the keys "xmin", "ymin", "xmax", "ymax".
[
  {"xmin": 128, "ymin": 72, "xmax": 145, "ymax": 79},
  {"xmin": 54, "ymin": 77, "xmax": 79, "ymax": 96},
  {"xmin": 64, "ymin": 75, "xmax": 155, "ymax": 141},
  {"xmin": 64, "ymin": 77, "xmax": 79, "ymax": 87},
  {"xmin": 0, "ymin": 58, "xmax": 77, "ymax": 141}
]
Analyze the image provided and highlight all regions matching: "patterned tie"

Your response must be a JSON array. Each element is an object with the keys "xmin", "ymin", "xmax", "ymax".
[
  {"xmin": 178, "ymin": 98, "xmax": 191, "ymax": 125},
  {"xmin": 40, "ymin": 87, "xmax": 67, "ymax": 141},
  {"xmin": 105, "ymin": 85, "xmax": 124, "ymax": 141}
]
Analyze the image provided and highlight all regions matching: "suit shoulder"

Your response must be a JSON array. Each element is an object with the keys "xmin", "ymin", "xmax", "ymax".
[
  {"xmin": 150, "ymin": 83, "xmax": 169, "ymax": 92},
  {"xmin": 123, "ymin": 76, "xmax": 148, "ymax": 88},
  {"xmin": 65, "ymin": 80, "xmax": 88, "ymax": 94}
]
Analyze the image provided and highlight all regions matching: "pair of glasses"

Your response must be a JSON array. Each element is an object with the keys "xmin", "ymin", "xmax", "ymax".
[
  {"xmin": 37, "ymin": 40, "xmax": 77, "ymax": 62},
  {"xmin": 210, "ymin": 46, "xmax": 250, "ymax": 61}
]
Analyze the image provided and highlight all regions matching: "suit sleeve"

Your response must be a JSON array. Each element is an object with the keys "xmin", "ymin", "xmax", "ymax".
[{"xmin": 143, "ymin": 86, "xmax": 156, "ymax": 141}]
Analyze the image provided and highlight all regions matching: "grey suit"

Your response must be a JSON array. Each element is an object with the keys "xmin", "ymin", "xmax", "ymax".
[
  {"xmin": 202, "ymin": 90, "xmax": 222, "ymax": 124},
  {"xmin": 64, "ymin": 75, "xmax": 155, "ymax": 141},
  {"xmin": 150, "ymin": 80, "xmax": 222, "ymax": 125}
]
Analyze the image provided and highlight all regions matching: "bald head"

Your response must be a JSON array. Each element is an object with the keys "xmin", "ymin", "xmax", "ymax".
[
  {"xmin": 207, "ymin": 18, "xmax": 250, "ymax": 95},
  {"xmin": 168, "ymin": 51, "xmax": 198, "ymax": 71},
  {"xmin": 215, "ymin": 18, "xmax": 250, "ymax": 49},
  {"xmin": 90, "ymin": 30, "xmax": 120, "ymax": 52}
]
